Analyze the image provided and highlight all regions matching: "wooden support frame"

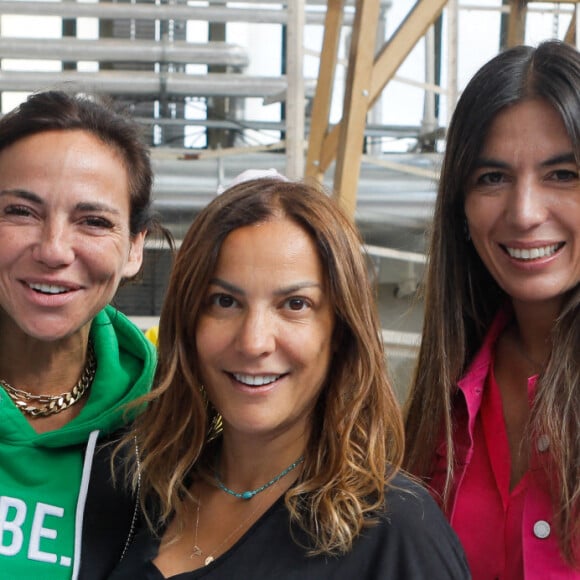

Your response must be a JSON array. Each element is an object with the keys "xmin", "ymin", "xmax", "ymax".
[
  {"xmin": 564, "ymin": 5, "xmax": 577, "ymax": 45},
  {"xmin": 506, "ymin": 0, "xmax": 528, "ymax": 47},
  {"xmin": 332, "ymin": 0, "xmax": 380, "ymax": 216},
  {"xmin": 305, "ymin": 0, "xmax": 448, "ymax": 218},
  {"xmin": 306, "ymin": 0, "xmax": 580, "ymax": 217},
  {"xmin": 305, "ymin": 0, "xmax": 345, "ymax": 182}
]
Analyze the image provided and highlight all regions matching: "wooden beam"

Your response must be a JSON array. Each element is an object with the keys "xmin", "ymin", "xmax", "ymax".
[
  {"xmin": 564, "ymin": 5, "xmax": 576, "ymax": 45},
  {"xmin": 317, "ymin": 0, "xmax": 448, "ymax": 175},
  {"xmin": 506, "ymin": 0, "xmax": 528, "ymax": 47},
  {"xmin": 305, "ymin": 0, "xmax": 345, "ymax": 181},
  {"xmin": 333, "ymin": 0, "xmax": 381, "ymax": 217},
  {"xmin": 369, "ymin": 0, "xmax": 447, "ymax": 107}
]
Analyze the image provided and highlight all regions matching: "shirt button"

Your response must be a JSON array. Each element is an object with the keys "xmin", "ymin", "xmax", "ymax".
[
  {"xmin": 533, "ymin": 520, "xmax": 551, "ymax": 539},
  {"xmin": 537, "ymin": 435, "xmax": 550, "ymax": 452}
]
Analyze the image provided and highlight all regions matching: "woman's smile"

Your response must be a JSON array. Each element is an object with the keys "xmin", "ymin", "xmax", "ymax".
[
  {"xmin": 229, "ymin": 372, "xmax": 287, "ymax": 387},
  {"xmin": 196, "ymin": 216, "xmax": 335, "ymax": 440},
  {"xmin": 465, "ymin": 98, "xmax": 580, "ymax": 310}
]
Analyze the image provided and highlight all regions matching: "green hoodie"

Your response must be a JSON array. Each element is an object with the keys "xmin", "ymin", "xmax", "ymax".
[{"xmin": 0, "ymin": 305, "xmax": 156, "ymax": 580}]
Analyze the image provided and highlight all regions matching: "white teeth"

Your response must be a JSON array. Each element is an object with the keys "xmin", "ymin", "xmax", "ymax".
[
  {"xmin": 233, "ymin": 373, "xmax": 281, "ymax": 386},
  {"xmin": 29, "ymin": 283, "xmax": 69, "ymax": 294},
  {"xmin": 506, "ymin": 244, "xmax": 560, "ymax": 260}
]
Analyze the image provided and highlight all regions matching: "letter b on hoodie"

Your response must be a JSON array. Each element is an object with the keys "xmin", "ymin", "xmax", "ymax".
[{"xmin": 0, "ymin": 496, "xmax": 26, "ymax": 555}]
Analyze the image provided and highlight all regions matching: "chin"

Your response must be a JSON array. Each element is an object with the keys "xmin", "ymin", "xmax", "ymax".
[{"xmin": 19, "ymin": 324, "xmax": 77, "ymax": 342}]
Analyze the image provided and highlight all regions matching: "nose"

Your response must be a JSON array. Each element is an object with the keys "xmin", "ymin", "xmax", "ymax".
[
  {"xmin": 234, "ymin": 307, "xmax": 276, "ymax": 357},
  {"xmin": 505, "ymin": 178, "xmax": 548, "ymax": 230},
  {"xmin": 31, "ymin": 221, "xmax": 75, "ymax": 267}
]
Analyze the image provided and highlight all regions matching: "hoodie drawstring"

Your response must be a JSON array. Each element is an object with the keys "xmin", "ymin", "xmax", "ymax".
[{"xmin": 71, "ymin": 429, "xmax": 99, "ymax": 580}]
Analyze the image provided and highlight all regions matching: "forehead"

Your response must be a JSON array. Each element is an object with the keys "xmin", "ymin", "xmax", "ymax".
[
  {"xmin": 215, "ymin": 218, "xmax": 324, "ymax": 277},
  {"xmin": 0, "ymin": 129, "xmax": 126, "ymax": 171},
  {"xmin": 0, "ymin": 129, "xmax": 131, "ymax": 209},
  {"xmin": 480, "ymin": 99, "xmax": 571, "ymax": 156}
]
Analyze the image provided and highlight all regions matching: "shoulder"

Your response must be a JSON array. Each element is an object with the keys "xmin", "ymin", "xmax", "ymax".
[
  {"xmin": 362, "ymin": 472, "xmax": 470, "ymax": 579},
  {"xmin": 385, "ymin": 474, "xmax": 454, "ymax": 529}
]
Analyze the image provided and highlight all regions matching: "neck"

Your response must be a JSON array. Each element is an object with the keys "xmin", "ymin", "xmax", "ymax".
[
  {"xmin": 510, "ymin": 301, "xmax": 554, "ymax": 370},
  {"xmin": 0, "ymin": 334, "xmax": 90, "ymax": 397},
  {"xmin": 217, "ymin": 431, "xmax": 306, "ymax": 492}
]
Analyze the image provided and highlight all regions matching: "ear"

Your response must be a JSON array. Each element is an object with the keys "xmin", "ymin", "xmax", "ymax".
[{"xmin": 122, "ymin": 230, "xmax": 146, "ymax": 278}]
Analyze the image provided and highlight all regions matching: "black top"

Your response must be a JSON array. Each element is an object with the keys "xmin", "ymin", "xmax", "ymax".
[
  {"xmin": 80, "ymin": 431, "xmax": 139, "ymax": 580},
  {"xmin": 109, "ymin": 474, "xmax": 470, "ymax": 579}
]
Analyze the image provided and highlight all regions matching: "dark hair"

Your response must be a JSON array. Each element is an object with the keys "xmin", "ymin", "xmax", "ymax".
[
  {"xmin": 405, "ymin": 40, "xmax": 580, "ymax": 565},
  {"xmin": 129, "ymin": 177, "xmax": 404, "ymax": 556},
  {"xmin": 0, "ymin": 89, "xmax": 162, "ymax": 239}
]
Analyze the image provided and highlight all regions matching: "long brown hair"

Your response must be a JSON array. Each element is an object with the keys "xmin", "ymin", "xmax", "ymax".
[
  {"xmin": 129, "ymin": 178, "xmax": 404, "ymax": 555},
  {"xmin": 404, "ymin": 40, "xmax": 580, "ymax": 565}
]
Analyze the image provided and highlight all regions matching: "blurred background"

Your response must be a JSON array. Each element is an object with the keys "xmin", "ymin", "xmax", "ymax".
[{"xmin": 1, "ymin": 0, "xmax": 576, "ymax": 397}]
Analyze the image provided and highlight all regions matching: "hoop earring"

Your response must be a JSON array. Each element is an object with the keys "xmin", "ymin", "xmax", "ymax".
[
  {"xmin": 199, "ymin": 384, "xmax": 223, "ymax": 440},
  {"xmin": 208, "ymin": 412, "xmax": 224, "ymax": 441}
]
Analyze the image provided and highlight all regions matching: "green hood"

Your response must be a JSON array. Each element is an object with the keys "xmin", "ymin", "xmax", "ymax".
[
  {"xmin": 0, "ymin": 305, "xmax": 155, "ymax": 446},
  {"xmin": 0, "ymin": 305, "xmax": 156, "ymax": 579}
]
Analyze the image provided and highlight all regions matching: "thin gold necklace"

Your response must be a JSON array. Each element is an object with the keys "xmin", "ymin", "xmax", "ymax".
[
  {"xmin": 190, "ymin": 483, "xmax": 273, "ymax": 566},
  {"xmin": 0, "ymin": 341, "xmax": 97, "ymax": 417}
]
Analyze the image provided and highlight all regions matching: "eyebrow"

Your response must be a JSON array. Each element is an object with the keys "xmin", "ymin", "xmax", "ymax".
[
  {"xmin": 0, "ymin": 188, "xmax": 121, "ymax": 216},
  {"xmin": 474, "ymin": 152, "xmax": 577, "ymax": 170},
  {"xmin": 209, "ymin": 277, "xmax": 322, "ymax": 296},
  {"xmin": 540, "ymin": 152, "xmax": 577, "ymax": 167},
  {"xmin": 76, "ymin": 202, "xmax": 121, "ymax": 216},
  {"xmin": 0, "ymin": 188, "xmax": 42, "ymax": 203}
]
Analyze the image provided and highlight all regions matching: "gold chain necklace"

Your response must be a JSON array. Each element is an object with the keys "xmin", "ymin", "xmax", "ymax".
[
  {"xmin": 190, "ymin": 481, "xmax": 275, "ymax": 566},
  {"xmin": 0, "ymin": 341, "xmax": 97, "ymax": 417}
]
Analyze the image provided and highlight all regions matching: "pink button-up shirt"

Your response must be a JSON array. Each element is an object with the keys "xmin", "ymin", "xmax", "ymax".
[{"xmin": 429, "ymin": 309, "xmax": 579, "ymax": 579}]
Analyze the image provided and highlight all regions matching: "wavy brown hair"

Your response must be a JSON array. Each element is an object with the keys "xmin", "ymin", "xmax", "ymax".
[
  {"xmin": 404, "ymin": 40, "xmax": 580, "ymax": 565},
  {"xmin": 127, "ymin": 177, "xmax": 404, "ymax": 556}
]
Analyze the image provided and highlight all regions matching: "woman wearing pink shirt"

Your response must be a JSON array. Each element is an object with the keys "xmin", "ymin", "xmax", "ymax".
[{"xmin": 404, "ymin": 40, "xmax": 580, "ymax": 579}]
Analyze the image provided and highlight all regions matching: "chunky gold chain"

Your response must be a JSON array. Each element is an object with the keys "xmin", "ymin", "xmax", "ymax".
[{"xmin": 0, "ymin": 342, "xmax": 97, "ymax": 417}]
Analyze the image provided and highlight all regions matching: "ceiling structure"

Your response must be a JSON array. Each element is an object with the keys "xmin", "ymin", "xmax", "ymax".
[
  {"xmin": 308, "ymin": 0, "xmax": 580, "ymax": 216},
  {"xmin": 1, "ymin": 0, "xmax": 578, "ymax": 386},
  {"xmin": 0, "ymin": 0, "xmax": 578, "ymax": 283}
]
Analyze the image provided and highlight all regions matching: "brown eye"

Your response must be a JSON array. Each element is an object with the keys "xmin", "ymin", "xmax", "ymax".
[
  {"xmin": 286, "ymin": 297, "xmax": 309, "ymax": 311},
  {"xmin": 476, "ymin": 171, "xmax": 505, "ymax": 185},
  {"xmin": 82, "ymin": 216, "xmax": 114, "ymax": 228},
  {"xmin": 210, "ymin": 293, "xmax": 237, "ymax": 308},
  {"xmin": 5, "ymin": 205, "xmax": 33, "ymax": 217},
  {"xmin": 549, "ymin": 169, "xmax": 578, "ymax": 182}
]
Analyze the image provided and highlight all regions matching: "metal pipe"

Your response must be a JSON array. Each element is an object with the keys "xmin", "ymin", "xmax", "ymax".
[
  {"xmin": 148, "ymin": 151, "xmax": 437, "ymax": 230},
  {"xmin": 0, "ymin": 1, "xmax": 351, "ymax": 26},
  {"xmin": 0, "ymin": 37, "xmax": 249, "ymax": 67},
  {"xmin": 135, "ymin": 117, "xmax": 428, "ymax": 143},
  {"xmin": 0, "ymin": 70, "xmax": 318, "ymax": 98},
  {"xmin": 285, "ymin": 0, "xmax": 305, "ymax": 178}
]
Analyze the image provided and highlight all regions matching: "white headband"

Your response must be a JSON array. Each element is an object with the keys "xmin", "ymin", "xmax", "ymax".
[{"xmin": 217, "ymin": 168, "xmax": 289, "ymax": 195}]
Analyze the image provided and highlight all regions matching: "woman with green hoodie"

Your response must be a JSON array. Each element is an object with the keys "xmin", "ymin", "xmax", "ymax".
[{"xmin": 0, "ymin": 90, "xmax": 168, "ymax": 579}]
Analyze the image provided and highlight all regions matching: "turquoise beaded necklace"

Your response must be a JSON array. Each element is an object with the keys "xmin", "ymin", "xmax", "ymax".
[{"xmin": 214, "ymin": 456, "xmax": 304, "ymax": 500}]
